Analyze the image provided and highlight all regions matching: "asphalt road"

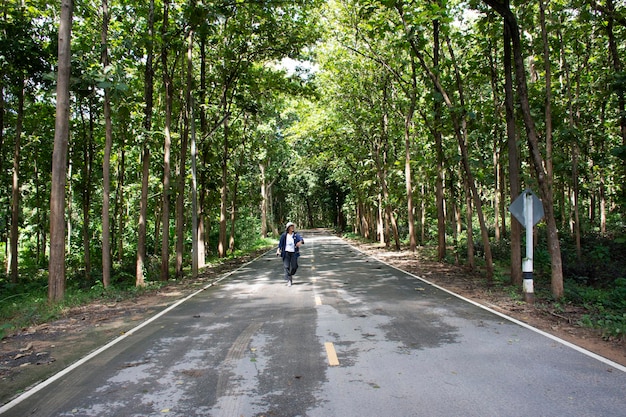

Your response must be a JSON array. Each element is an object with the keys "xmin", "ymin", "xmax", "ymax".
[{"xmin": 2, "ymin": 230, "xmax": 625, "ymax": 417}]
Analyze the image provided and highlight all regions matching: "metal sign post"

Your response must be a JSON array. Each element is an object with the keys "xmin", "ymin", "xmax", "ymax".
[
  {"xmin": 509, "ymin": 189, "xmax": 545, "ymax": 304},
  {"xmin": 522, "ymin": 192, "xmax": 534, "ymax": 303}
]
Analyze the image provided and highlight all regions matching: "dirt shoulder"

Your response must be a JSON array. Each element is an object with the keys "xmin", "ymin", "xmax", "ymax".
[{"xmin": 2, "ymin": 241, "xmax": 625, "ymax": 406}]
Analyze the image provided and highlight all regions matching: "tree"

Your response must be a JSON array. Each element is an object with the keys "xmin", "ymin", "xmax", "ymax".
[
  {"xmin": 160, "ymin": 0, "xmax": 173, "ymax": 280},
  {"xmin": 49, "ymin": 0, "xmax": 73, "ymax": 302},
  {"xmin": 136, "ymin": 0, "xmax": 155, "ymax": 287},
  {"xmin": 101, "ymin": 0, "xmax": 112, "ymax": 288}
]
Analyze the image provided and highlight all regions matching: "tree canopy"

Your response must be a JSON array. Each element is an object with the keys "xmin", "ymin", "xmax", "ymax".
[{"xmin": 0, "ymin": 0, "xmax": 625, "ymax": 302}]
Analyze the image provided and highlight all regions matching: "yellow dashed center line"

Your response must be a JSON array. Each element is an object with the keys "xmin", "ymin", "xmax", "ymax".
[{"xmin": 325, "ymin": 342, "xmax": 340, "ymax": 366}]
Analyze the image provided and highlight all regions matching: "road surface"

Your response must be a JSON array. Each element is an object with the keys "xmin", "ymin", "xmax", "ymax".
[{"xmin": 2, "ymin": 230, "xmax": 625, "ymax": 416}]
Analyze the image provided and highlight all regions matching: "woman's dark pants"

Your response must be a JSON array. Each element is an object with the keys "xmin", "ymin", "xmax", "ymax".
[{"xmin": 283, "ymin": 252, "xmax": 298, "ymax": 282}]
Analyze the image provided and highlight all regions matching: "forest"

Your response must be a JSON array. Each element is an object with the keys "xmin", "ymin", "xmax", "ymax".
[{"xmin": 1, "ymin": 1, "xmax": 625, "ymax": 338}]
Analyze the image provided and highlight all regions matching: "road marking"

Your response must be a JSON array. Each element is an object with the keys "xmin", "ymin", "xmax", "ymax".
[
  {"xmin": 315, "ymin": 296, "xmax": 322, "ymax": 306},
  {"xmin": 325, "ymin": 342, "xmax": 339, "ymax": 366}
]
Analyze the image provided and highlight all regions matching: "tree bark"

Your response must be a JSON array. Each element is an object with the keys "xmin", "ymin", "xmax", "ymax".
[
  {"xmin": 503, "ymin": 18, "xmax": 522, "ymax": 286},
  {"xmin": 136, "ymin": 0, "xmax": 154, "ymax": 287},
  {"xmin": 10, "ymin": 76, "xmax": 24, "ymax": 283},
  {"xmin": 218, "ymin": 110, "xmax": 229, "ymax": 258},
  {"xmin": 49, "ymin": 0, "xmax": 73, "ymax": 302},
  {"xmin": 101, "ymin": 0, "xmax": 112, "ymax": 288},
  {"xmin": 160, "ymin": 0, "xmax": 172, "ymax": 280},
  {"xmin": 176, "ymin": 29, "xmax": 193, "ymax": 279},
  {"xmin": 433, "ymin": 19, "xmax": 446, "ymax": 261},
  {"xmin": 191, "ymin": 98, "xmax": 198, "ymax": 278}
]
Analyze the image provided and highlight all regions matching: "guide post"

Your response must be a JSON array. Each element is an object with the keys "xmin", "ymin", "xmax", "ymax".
[{"xmin": 509, "ymin": 189, "xmax": 545, "ymax": 304}]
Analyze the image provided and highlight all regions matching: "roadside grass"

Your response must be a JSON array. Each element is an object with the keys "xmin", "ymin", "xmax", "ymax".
[{"xmin": 0, "ymin": 237, "xmax": 277, "ymax": 340}]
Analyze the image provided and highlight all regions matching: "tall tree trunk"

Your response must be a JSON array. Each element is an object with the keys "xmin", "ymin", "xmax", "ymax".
[
  {"xmin": 433, "ymin": 19, "xmax": 446, "ymax": 261},
  {"xmin": 488, "ymin": 26, "xmax": 503, "ymax": 243},
  {"xmin": 229, "ymin": 155, "xmax": 242, "ymax": 254},
  {"xmin": 197, "ymin": 37, "xmax": 207, "ymax": 266},
  {"xmin": 464, "ymin": 178, "xmax": 475, "ymax": 270},
  {"xmin": 218, "ymin": 110, "xmax": 229, "ymax": 258},
  {"xmin": 191, "ymin": 98, "xmax": 199, "ymax": 278},
  {"xmin": 175, "ymin": 29, "xmax": 193, "ymax": 278},
  {"xmin": 260, "ymin": 163, "xmax": 268, "ymax": 237},
  {"xmin": 504, "ymin": 18, "xmax": 522, "ymax": 286},
  {"xmin": 161, "ymin": 0, "xmax": 172, "ymax": 280},
  {"xmin": 403, "ymin": 56, "xmax": 418, "ymax": 252},
  {"xmin": 49, "ymin": 0, "xmax": 73, "ymax": 302},
  {"xmin": 10, "ymin": 76, "xmax": 24, "ymax": 283},
  {"xmin": 115, "ymin": 133, "xmax": 126, "ymax": 262},
  {"xmin": 485, "ymin": 0, "xmax": 564, "ymax": 298},
  {"xmin": 101, "ymin": 0, "xmax": 112, "ymax": 288},
  {"xmin": 136, "ymin": 0, "xmax": 154, "ymax": 287}
]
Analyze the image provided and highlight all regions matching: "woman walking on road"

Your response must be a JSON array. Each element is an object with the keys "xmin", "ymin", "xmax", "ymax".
[{"xmin": 276, "ymin": 222, "xmax": 304, "ymax": 287}]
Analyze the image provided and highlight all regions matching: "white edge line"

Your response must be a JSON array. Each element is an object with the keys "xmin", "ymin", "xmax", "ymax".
[
  {"xmin": 0, "ymin": 250, "xmax": 271, "ymax": 414},
  {"xmin": 346, "ymin": 240, "xmax": 626, "ymax": 374}
]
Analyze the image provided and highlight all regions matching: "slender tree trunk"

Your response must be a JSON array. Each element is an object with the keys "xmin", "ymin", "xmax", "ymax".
[
  {"xmin": 504, "ymin": 19, "xmax": 522, "ymax": 286},
  {"xmin": 191, "ymin": 98, "xmax": 199, "ymax": 278},
  {"xmin": 260, "ymin": 163, "xmax": 268, "ymax": 237},
  {"xmin": 488, "ymin": 28, "xmax": 503, "ymax": 242},
  {"xmin": 493, "ymin": 141, "xmax": 500, "ymax": 242},
  {"xmin": 10, "ymin": 76, "xmax": 24, "ymax": 283},
  {"xmin": 402, "ymin": 57, "xmax": 418, "ymax": 251},
  {"xmin": 420, "ymin": 183, "xmax": 426, "ymax": 244},
  {"xmin": 101, "ymin": 0, "xmax": 112, "ymax": 288},
  {"xmin": 464, "ymin": 178, "xmax": 475, "ymax": 270},
  {"xmin": 115, "ymin": 134, "xmax": 126, "ymax": 262},
  {"xmin": 175, "ymin": 30, "xmax": 193, "ymax": 278},
  {"xmin": 403, "ymin": 116, "xmax": 416, "ymax": 251},
  {"xmin": 229, "ymin": 156, "xmax": 242, "ymax": 254},
  {"xmin": 377, "ymin": 194, "xmax": 384, "ymax": 245},
  {"xmin": 218, "ymin": 111, "xmax": 229, "ymax": 258},
  {"xmin": 136, "ymin": 0, "xmax": 154, "ymax": 287},
  {"xmin": 433, "ymin": 19, "xmax": 446, "ymax": 261},
  {"xmin": 195, "ymin": 32, "xmax": 206, "ymax": 268},
  {"xmin": 161, "ymin": 0, "xmax": 172, "ymax": 280},
  {"xmin": 49, "ymin": 0, "xmax": 73, "ymax": 302}
]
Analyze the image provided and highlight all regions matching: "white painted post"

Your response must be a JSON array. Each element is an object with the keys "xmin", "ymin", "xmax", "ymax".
[{"xmin": 522, "ymin": 191, "xmax": 534, "ymax": 303}]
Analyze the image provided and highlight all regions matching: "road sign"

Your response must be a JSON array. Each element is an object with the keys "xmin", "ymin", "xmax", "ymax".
[
  {"xmin": 509, "ymin": 189, "xmax": 544, "ymax": 228},
  {"xmin": 508, "ymin": 189, "xmax": 545, "ymax": 304}
]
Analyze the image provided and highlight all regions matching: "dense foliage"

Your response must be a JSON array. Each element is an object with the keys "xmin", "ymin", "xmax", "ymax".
[{"xmin": 0, "ymin": 1, "xmax": 624, "ymax": 334}]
